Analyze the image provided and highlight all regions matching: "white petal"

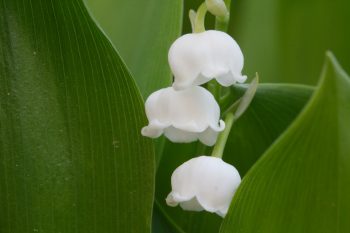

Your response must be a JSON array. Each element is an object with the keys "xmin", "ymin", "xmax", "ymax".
[
  {"xmin": 198, "ymin": 120, "xmax": 225, "ymax": 146},
  {"xmin": 216, "ymin": 71, "xmax": 247, "ymax": 87},
  {"xmin": 166, "ymin": 156, "xmax": 241, "ymax": 217},
  {"xmin": 141, "ymin": 120, "xmax": 168, "ymax": 138},
  {"xmin": 164, "ymin": 127, "xmax": 198, "ymax": 143},
  {"xmin": 166, "ymin": 193, "xmax": 204, "ymax": 211},
  {"xmin": 168, "ymin": 30, "xmax": 246, "ymax": 90},
  {"xmin": 142, "ymin": 87, "xmax": 224, "ymax": 146},
  {"xmin": 179, "ymin": 197, "xmax": 204, "ymax": 211}
]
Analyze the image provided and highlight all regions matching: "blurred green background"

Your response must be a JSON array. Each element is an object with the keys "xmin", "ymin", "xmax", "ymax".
[{"xmin": 85, "ymin": 0, "xmax": 350, "ymax": 88}]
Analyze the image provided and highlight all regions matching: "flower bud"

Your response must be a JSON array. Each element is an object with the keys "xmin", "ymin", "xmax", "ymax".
[{"xmin": 205, "ymin": 0, "xmax": 228, "ymax": 18}]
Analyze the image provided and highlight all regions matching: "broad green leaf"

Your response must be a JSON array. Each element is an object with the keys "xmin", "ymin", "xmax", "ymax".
[
  {"xmin": 220, "ymin": 52, "xmax": 350, "ymax": 232},
  {"xmin": 84, "ymin": 0, "xmax": 183, "ymax": 98},
  {"xmin": 0, "ymin": 0, "xmax": 154, "ymax": 232},
  {"xmin": 230, "ymin": 0, "xmax": 350, "ymax": 84},
  {"xmin": 155, "ymin": 83, "xmax": 313, "ymax": 232},
  {"xmin": 152, "ymin": 201, "xmax": 185, "ymax": 233}
]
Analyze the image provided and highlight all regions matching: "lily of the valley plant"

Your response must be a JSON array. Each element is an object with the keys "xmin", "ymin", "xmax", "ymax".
[{"xmin": 142, "ymin": 0, "xmax": 258, "ymax": 218}]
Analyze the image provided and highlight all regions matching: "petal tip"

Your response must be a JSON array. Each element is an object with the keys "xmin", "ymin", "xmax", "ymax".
[
  {"xmin": 166, "ymin": 193, "xmax": 179, "ymax": 207},
  {"xmin": 235, "ymin": 74, "xmax": 248, "ymax": 83},
  {"xmin": 218, "ymin": 119, "xmax": 226, "ymax": 131},
  {"xmin": 141, "ymin": 125, "xmax": 162, "ymax": 138},
  {"xmin": 216, "ymin": 210, "xmax": 227, "ymax": 218}
]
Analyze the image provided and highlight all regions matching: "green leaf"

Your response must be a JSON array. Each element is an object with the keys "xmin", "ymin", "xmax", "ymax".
[
  {"xmin": 155, "ymin": 83, "xmax": 313, "ymax": 232},
  {"xmin": 230, "ymin": 0, "xmax": 350, "ymax": 84},
  {"xmin": 84, "ymin": 0, "xmax": 183, "ymax": 97},
  {"xmin": 0, "ymin": 0, "xmax": 154, "ymax": 232},
  {"xmin": 220, "ymin": 52, "xmax": 350, "ymax": 232},
  {"xmin": 224, "ymin": 83, "xmax": 313, "ymax": 175}
]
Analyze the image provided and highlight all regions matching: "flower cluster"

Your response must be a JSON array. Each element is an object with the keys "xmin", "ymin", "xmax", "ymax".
[
  {"xmin": 142, "ymin": 30, "xmax": 246, "ymax": 146},
  {"xmin": 142, "ymin": 0, "xmax": 247, "ymax": 218}
]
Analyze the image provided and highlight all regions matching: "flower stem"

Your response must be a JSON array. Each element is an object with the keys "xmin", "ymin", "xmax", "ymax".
[
  {"xmin": 211, "ymin": 112, "xmax": 234, "ymax": 158},
  {"xmin": 210, "ymin": 0, "xmax": 234, "ymax": 159},
  {"xmin": 207, "ymin": 79, "xmax": 221, "ymax": 101},
  {"xmin": 210, "ymin": 0, "xmax": 232, "ymax": 101},
  {"xmin": 194, "ymin": 3, "xmax": 208, "ymax": 33}
]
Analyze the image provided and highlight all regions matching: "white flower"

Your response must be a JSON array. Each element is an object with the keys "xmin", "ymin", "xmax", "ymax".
[
  {"xmin": 141, "ymin": 86, "xmax": 224, "ymax": 146},
  {"xmin": 166, "ymin": 156, "xmax": 241, "ymax": 217},
  {"xmin": 168, "ymin": 30, "xmax": 247, "ymax": 90}
]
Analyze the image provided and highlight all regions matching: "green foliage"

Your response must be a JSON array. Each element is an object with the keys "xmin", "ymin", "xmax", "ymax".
[
  {"xmin": 230, "ymin": 0, "xmax": 350, "ymax": 84},
  {"xmin": 84, "ymin": 0, "xmax": 184, "ymax": 169},
  {"xmin": 1, "ymin": 0, "xmax": 349, "ymax": 232},
  {"xmin": 220, "ymin": 52, "xmax": 350, "ymax": 232},
  {"xmin": 84, "ymin": 0, "xmax": 183, "ymax": 98},
  {"xmin": 155, "ymin": 83, "xmax": 313, "ymax": 232},
  {"xmin": 0, "ymin": 0, "xmax": 154, "ymax": 232}
]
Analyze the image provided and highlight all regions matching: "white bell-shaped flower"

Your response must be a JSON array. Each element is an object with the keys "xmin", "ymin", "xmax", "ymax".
[
  {"xmin": 168, "ymin": 30, "xmax": 247, "ymax": 90},
  {"xmin": 166, "ymin": 156, "xmax": 241, "ymax": 217},
  {"xmin": 141, "ymin": 86, "xmax": 224, "ymax": 146}
]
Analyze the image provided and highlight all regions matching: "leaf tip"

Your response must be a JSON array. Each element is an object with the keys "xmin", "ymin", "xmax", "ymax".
[
  {"xmin": 319, "ymin": 51, "xmax": 350, "ymax": 89},
  {"xmin": 324, "ymin": 51, "xmax": 348, "ymax": 78}
]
